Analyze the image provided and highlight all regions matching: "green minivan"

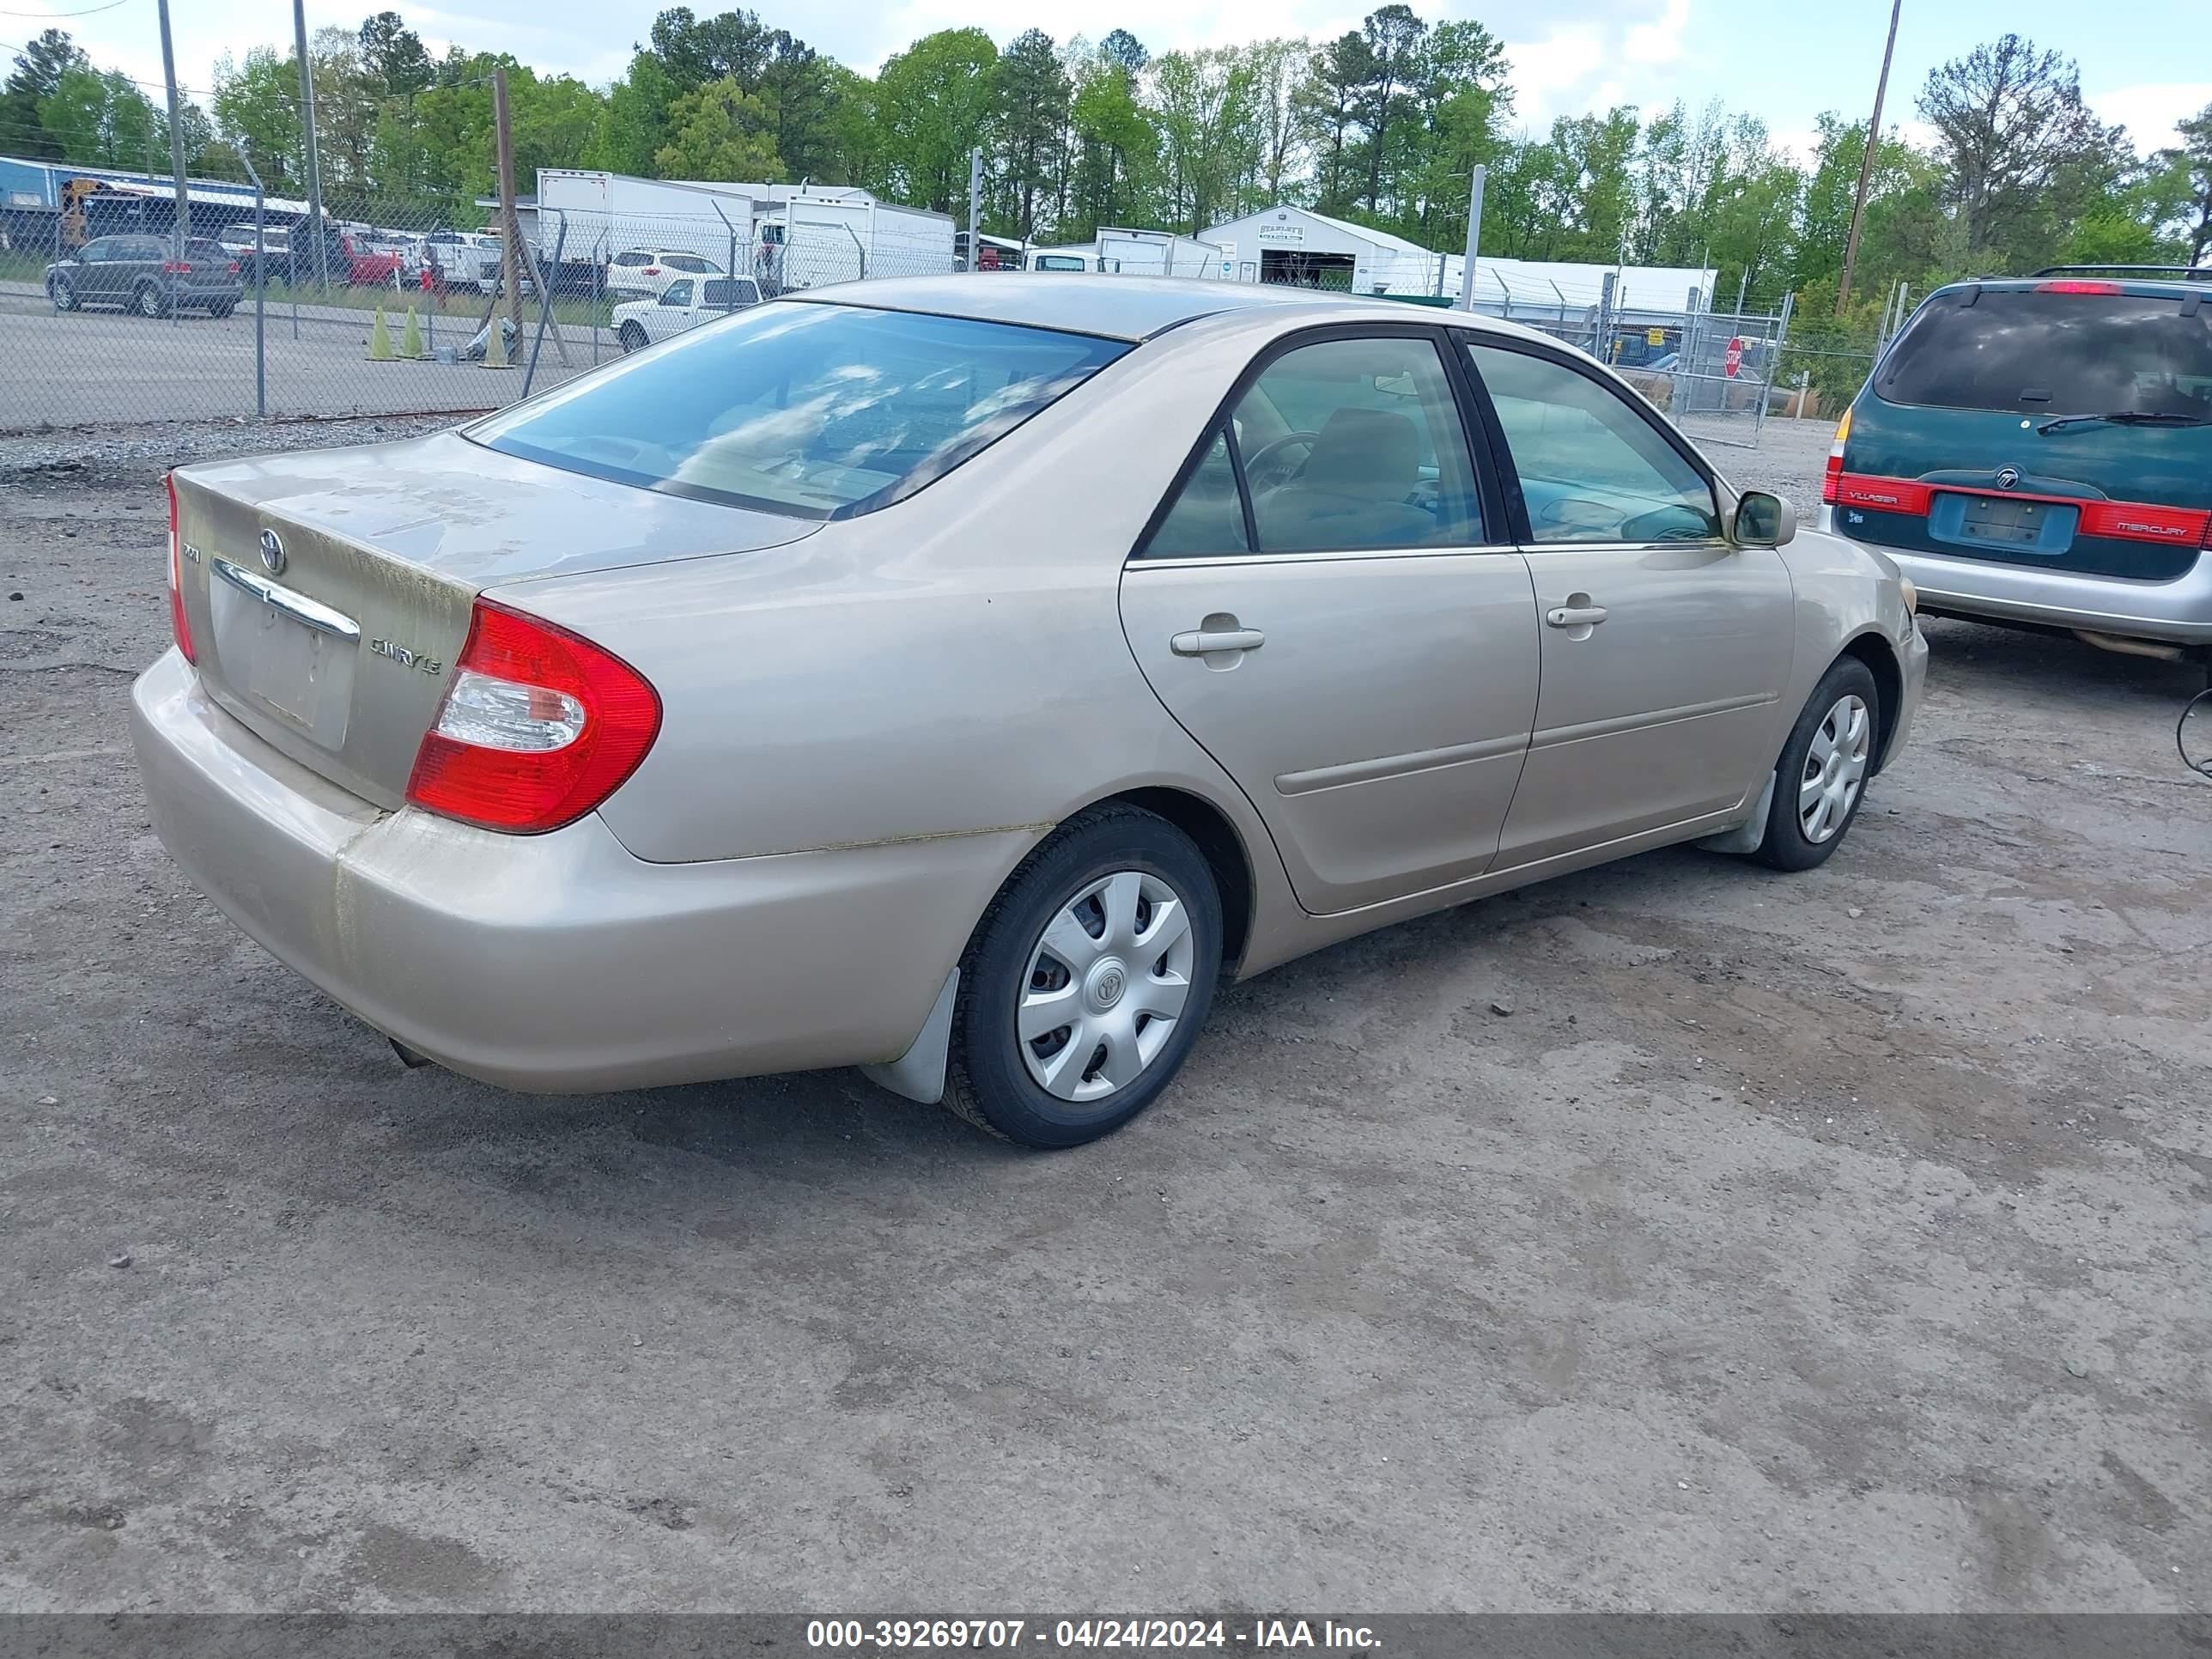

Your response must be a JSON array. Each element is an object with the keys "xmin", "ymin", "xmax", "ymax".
[{"xmin": 1821, "ymin": 268, "xmax": 2212, "ymax": 673}]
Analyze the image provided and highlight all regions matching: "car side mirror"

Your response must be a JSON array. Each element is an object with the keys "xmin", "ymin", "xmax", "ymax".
[{"xmin": 1735, "ymin": 490, "xmax": 1796, "ymax": 548}]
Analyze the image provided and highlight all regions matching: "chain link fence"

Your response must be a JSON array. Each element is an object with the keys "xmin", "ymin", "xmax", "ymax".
[{"xmin": 0, "ymin": 184, "xmax": 958, "ymax": 432}]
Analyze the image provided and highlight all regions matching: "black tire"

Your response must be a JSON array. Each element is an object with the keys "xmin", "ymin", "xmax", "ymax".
[
  {"xmin": 941, "ymin": 805, "xmax": 1223, "ymax": 1149},
  {"xmin": 48, "ymin": 276, "xmax": 76, "ymax": 312},
  {"xmin": 617, "ymin": 321, "xmax": 648, "ymax": 353},
  {"xmin": 1754, "ymin": 655, "xmax": 1882, "ymax": 872},
  {"xmin": 134, "ymin": 281, "xmax": 167, "ymax": 319}
]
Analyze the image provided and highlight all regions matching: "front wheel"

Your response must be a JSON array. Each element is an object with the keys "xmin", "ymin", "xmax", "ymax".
[
  {"xmin": 48, "ymin": 276, "xmax": 77, "ymax": 312},
  {"xmin": 134, "ymin": 281, "xmax": 167, "ymax": 319},
  {"xmin": 941, "ymin": 805, "xmax": 1223, "ymax": 1149},
  {"xmin": 1754, "ymin": 656, "xmax": 1881, "ymax": 872},
  {"xmin": 617, "ymin": 320, "xmax": 648, "ymax": 353}
]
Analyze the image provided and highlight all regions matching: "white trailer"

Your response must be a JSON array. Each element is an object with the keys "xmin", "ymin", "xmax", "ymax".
[
  {"xmin": 1028, "ymin": 228, "xmax": 1227, "ymax": 278},
  {"xmin": 534, "ymin": 170, "xmax": 953, "ymax": 293}
]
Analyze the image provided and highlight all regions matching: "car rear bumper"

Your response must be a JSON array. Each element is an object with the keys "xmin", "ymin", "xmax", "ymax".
[
  {"xmin": 1824, "ymin": 507, "xmax": 2212, "ymax": 645},
  {"xmin": 131, "ymin": 650, "xmax": 1026, "ymax": 1094}
]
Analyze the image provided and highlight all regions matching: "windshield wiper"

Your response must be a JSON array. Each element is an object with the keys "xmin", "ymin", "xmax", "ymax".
[{"xmin": 2038, "ymin": 410, "xmax": 2212, "ymax": 434}]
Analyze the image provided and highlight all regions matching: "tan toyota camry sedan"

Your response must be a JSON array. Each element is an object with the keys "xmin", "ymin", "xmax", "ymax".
[{"xmin": 131, "ymin": 276, "xmax": 1926, "ymax": 1147}]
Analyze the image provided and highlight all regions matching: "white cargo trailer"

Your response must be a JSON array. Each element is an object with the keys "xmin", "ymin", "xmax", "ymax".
[{"xmin": 534, "ymin": 170, "xmax": 953, "ymax": 293}]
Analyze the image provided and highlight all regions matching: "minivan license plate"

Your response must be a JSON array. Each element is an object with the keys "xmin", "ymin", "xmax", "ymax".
[{"xmin": 1959, "ymin": 495, "xmax": 2049, "ymax": 546}]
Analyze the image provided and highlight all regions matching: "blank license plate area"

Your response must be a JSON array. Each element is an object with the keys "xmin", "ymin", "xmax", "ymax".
[
  {"xmin": 209, "ymin": 576, "xmax": 356, "ymax": 746},
  {"xmin": 1929, "ymin": 491, "xmax": 2078, "ymax": 556},
  {"xmin": 1960, "ymin": 496, "xmax": 2047, "ymax": 544}
]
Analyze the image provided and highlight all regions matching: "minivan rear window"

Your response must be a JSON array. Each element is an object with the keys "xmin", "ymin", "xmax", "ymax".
[
  {"xmin": 1876, "ymin": 289, "xmax": 2212, "ymax": 416},
  {"xmin": 469, "ymin": 301, "xmax": 1127, "ymax": 520}
]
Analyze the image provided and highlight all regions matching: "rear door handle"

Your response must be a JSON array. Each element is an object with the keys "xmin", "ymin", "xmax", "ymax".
[
  {"xmin": 1170, "ymin": 628, "xmax": 1266, "ymax": 656},
  {"xmin": 1545, "ymin": 605, "xmax": 1608, "ymax": 629}
]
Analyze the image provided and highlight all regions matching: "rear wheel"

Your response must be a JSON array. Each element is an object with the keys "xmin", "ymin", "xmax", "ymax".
[
  {"xmin": 134, "ymin": 281, "xmax": 167, "ymax": 319},
  {"xmin": 48, "ymin": 275, "xmax": 77, "ymax": 312},
  {"xmin": 618, "ymin": 320, "xmax": 648, "ymax": 353},
  {"xmin": 941, "ymin": 806, "xmax": 1222, "ymax": 1149},
  {"xmin": 1754, "ymin": 657, "xmax": 1881, "ymax": 872}
]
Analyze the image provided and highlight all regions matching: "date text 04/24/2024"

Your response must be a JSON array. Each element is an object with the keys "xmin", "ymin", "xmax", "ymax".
[{"xmin": 805, "ymin": 1620, "xmax": 1382, "ymax": 1650}]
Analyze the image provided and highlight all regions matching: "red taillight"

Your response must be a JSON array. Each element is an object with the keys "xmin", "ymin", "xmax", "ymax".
[
  {"xmin": 161, "ymin": 260, "xmax": 191, "ymax": 274},
  {"xmin": 166, "ymin": 471, "xmax": 195, "ymax": 663},
  {"xmin": 1821, "ymin": 407, "xmax": 1851, "ymax": 507},
  {"xmin": 405, "ymin": 599, "xmax": 661, "ymax": 834},
  {"xmin": 2034, "ymin": 280, "xmax": 2121, "ymax": 295},
  {"xmin": 226, "ymin": 261, "xmax": 240, "ymax": 275},
  {"xmin": 641, "ymin": 265, "xmax": 660, "ymax": 276}
]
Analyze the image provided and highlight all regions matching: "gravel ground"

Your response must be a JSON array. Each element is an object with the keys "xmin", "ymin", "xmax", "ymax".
[{"xmin": 2, "ymin": 434, "xmax": 2207, "ymax": 1613}]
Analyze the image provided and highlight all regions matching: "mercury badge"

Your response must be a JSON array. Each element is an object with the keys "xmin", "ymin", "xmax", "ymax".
[
  {"xmin": 1994, "ymin": 467, "xmax": 2021, "ymax": 491},
  {"xmin": 258, "ymin": 527, "xmax": 287, "ymax": 574}
]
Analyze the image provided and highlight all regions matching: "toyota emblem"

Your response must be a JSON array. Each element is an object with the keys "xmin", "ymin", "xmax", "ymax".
[
  {"xmin": 258, "ymin": 527, "xmax": 286, "ymax": 574},
  {"xmin": 1995, "ymin": 467, "xmax": 2021, "ymax": 491}
]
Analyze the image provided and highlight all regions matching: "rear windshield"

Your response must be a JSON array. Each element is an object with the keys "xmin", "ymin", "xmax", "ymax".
[
  {"xmin": 185, "ymin": 240, "xmax": 228, "ymax": 262},
  {"xmin": 468, "ymin": 301, "xmax": 1127, "ymax": 520},
  {"xmin": 1876, "ymin": 289, "xmax": 2212, "ymax": 416}
]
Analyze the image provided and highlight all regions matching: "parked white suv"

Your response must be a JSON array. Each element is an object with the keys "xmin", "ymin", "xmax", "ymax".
[
  {"xmin": 607, "ymin": 247, "xmax": 725, "ymax": 300},
  {"xmin": 612, "ymin": 276, "xmax": 763, "ymax": 350}
]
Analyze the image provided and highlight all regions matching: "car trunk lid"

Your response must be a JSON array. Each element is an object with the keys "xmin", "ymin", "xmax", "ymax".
[{"xmin": 172, "ymin": 429, "xmax": 819, "ymax": 809}]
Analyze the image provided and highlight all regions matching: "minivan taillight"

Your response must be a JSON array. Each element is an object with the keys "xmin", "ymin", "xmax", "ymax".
[
  {"xmin": 405, "ymin": 599, "xmax": 661, "ymax": 834},
  {"xmin": 1821, "ymin": 407, "xmax": 1851, "ymax": 506},
  {"xmin": 166, "ymin": 471, "xmax": 195, "ymax": 664}
]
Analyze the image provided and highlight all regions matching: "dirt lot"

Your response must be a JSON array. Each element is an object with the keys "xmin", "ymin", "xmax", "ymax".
[{"xmin": 2, "ymin": 429, "xmax": 2208, "ymax": 1613}]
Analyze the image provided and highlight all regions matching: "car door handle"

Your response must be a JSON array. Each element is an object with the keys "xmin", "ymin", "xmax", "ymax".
[
  {"xmin": 1170, "ymin": 628, "xmax": 1265, "ymax": 656},
  {"xmin": 1545, "ymin": 605, "xmax": 1608, "ymax": 629}
]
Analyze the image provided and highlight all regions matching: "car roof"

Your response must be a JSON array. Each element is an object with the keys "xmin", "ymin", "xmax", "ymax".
[
  {"xmin": 1931, "ymin": 270, "xmax": 2212, "ymax": 301},
  {"xmin": 788, "ymin": 273, "xmax": 1380, "ymax": 342}
]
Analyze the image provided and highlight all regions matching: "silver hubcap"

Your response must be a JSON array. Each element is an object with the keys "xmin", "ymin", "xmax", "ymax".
[
  {"xmin": 1799, "ymin": 693, "xmax": 1871, "ymax": 843},
  {"xmin": 1018, "ymin": 870, "xmax": 1195, "ymax": 1103}
]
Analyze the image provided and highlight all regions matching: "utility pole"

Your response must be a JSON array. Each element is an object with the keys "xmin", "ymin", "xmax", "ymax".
[
  {"xmin": 492, "ymin": 69, "xmax": 524, "ymax": 339},
  {"xmin": 1455, "ymin": 163, "xmax": 1486, "ymax": 311},
  {"xmin": 1836, "ymin": 0, "xmax": 1900, "ymax": 316},
  {"xmin": 965, "ymin": 148, "xmax": 983, "ymax": 271},
  {"xmin": 155, "ymin": 0, "xmax": 190, "ymax": 270},
  {"xmin": 293, "ymin": 0, "xmax": 329, "ymax": 292}
]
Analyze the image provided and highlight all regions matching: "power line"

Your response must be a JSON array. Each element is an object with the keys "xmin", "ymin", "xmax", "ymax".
[{"xmin": 0, "ymin": 0, "xmax": 136, "ymax": 16}]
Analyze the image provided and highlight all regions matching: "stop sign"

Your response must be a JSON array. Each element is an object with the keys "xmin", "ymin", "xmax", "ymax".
[{"xmin": 1723, "ymin": 337, "xmax": 1745, "ymax": 378}]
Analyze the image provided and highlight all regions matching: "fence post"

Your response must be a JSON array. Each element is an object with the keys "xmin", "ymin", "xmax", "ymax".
[
  {"xmin": 711, "ymin": 199, "xmax": 738, "ymax": 295},
  {"xmin": 1455, "ymin": 163, "xmax": 1486, "ymax": 310},
  {"xmin": 842, "ymin": 222, "xmax": 866, "ymax": 282},
  {"xmin": 1596, "ymin": 271, "xmax": 1617, "ymax": 362},
  {"xmin": 239, "ymin": 155, "xmax": 267, "ymax": 417},
  {"xmin": 520, "ymin": 214, "xmax": 567, "ymax": 399}
]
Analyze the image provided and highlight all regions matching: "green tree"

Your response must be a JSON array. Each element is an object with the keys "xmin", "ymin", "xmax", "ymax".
[
  {"xmin": 36, "ymin": 66, "xmax": 159, "ymax": 168},
  {"xmin": 358, "ymin": 10, "xmax": 434, "ymax": 96},
  {"xmin": 653, "ymin": 75, "xmax": 781, "ymax": 179},
  {"xmin": 587, "ymin": 51, "xmax": 680, "ymax": 177},
  {"xmin": 1296, "ymin": 33, "xmax": 1372, "ymax": 212},
  {"xmin": 212, "ymin": 46, "xmax": 305, "ymax": 193},
  {"xmin": 1067, "ymin": 39, "xmax": 1153, "ymax": 235},
  {"xmin": 1149, "ymin": 48, "xmax": 1255, "ymax": 235},
  {"xmin": 872, "ymin": 28, "xmax": 998, "ymax": 214},
  {"xmin": 3, "ymin": 28, "xmax": 88, "ymax": 161},
  {"xmin": 994, "ymin": 30, "xmax": 1071, "ymax": 238},
  {"xmin": 1354, "ymin": 3, "xmax": 1425, "ymax": 213},
  {"xmin": 1237, "ymin": 38, "xmax": 1314, "ymax": 208},
  {"xmin": 1917, "ymin": 33, "xmax": 2118, "ymax": 267},
  {"xmin": 1398, "ymin": 19, "xmax": 1509, "ymax": 244},
  {"xmin": 2148, "ymin": 103, "xmax": 2212, "ymax": 265}
]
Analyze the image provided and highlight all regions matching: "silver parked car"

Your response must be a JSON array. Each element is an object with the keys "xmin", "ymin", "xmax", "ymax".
[{"xmin": 131, "ymin": 276, "xmax": 1926, "ymax": 1148}]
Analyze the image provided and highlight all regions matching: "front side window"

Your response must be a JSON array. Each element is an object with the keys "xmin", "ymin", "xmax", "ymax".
[
  {"xmin": 1467, "ymin": 342, "xmax": 1720, "ymax": 544},
  {"xmin": 471, "ymin": 301, "xmax": 1127, "ymax": 520},
  {"xmin": 659, "ymin": 280, "xmax": 693, "ymax": 307}
]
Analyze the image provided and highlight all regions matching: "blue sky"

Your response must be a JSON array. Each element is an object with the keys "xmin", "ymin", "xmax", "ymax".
[{"xmin": 15, "ymin": 0, "xmax": 2210, "ymax": 161}]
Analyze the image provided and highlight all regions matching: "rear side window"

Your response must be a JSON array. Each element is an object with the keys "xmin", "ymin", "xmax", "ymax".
[
  {"xmin": 1143, "ymin": 430, "xmax": 1249, "ymax": 557},
  {"xmin": 1878, "ymin": 289, "xmax": 2212, "ymax": 416},
  {"xmin": 471, "ymin": 301, "xmax": 1127, "ymax": 520},
  {"xmin": 702, "ymin": 278, "xmax": 755, "ymax": 307}
]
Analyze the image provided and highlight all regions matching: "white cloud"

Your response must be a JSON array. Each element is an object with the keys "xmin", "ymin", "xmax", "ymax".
[{"xmin": 2087, "ymin": 82, "xmax": 2212, "ymax": 152}]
